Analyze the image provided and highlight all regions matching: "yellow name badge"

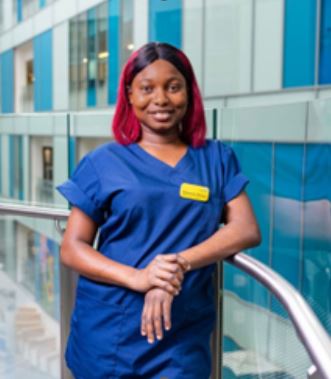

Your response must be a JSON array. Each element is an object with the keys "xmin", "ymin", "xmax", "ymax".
[{"xmin": 179, "ymin": 183, "xmax": 210, "ymax": 202}]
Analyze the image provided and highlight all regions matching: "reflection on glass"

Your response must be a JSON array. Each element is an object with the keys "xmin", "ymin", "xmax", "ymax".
[
  {"xmin": 10, "ymin": 136, "xmax": 24, "ymax": 201},
  {"xmin": 96, "ymin": 2, "xmax": 108, "ymax": 107},
  {"xmin": 69, "ymin": 0, "xmax": 134, "ymax": 110},
  {"xmin": 121, "ymin": 0, "xmax": 134, "ymax": 68},
  {"xmin": 22, "ymin": 0, "xmax": 38, "ymax": 20},
  {"xmin": 0, "ymin": 215, "xmax": 61, "ymax": 379},
  {"xmin": 15, "ymin": 41, "xmax": 34, "ymax": 112},
  {"xmin": 69, "ymin": 15, "xmax": 79, "ymax": 110},
  {"xmin": 77, "ymin": 13, "xmax": 88, "ymax": 110},
  {"xmin": 222, "ymin": 265, "xmax": 311, "ymax": 378}
]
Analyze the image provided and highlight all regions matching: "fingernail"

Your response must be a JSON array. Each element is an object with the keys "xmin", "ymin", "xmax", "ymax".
[
  {"xmin": 141, "ymin": 331, "xmax": 146, "ymax": 336},
  {"xmin": 157, "ymin": 335, "xmax": 162, "ymax": 340},
  {"xmin": 148, "ymin": 338, "xmax": 154, "ymax": 344},
  {"xmin": 165, "ymin": 325, "xmax": 170, "ymax": 331}
]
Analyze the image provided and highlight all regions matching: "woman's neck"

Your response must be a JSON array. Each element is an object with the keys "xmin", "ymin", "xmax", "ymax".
[{"xmin": 139, "ymin": 128, "xmax": 185, "ymax": 147}]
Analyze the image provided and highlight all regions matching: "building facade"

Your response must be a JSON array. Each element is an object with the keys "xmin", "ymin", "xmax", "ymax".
[{"xmin": 0, "ymin": 1, "xmax": 330, "ymax": 378}]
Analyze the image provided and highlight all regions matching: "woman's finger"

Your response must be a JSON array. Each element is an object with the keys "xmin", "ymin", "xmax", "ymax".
[
  {"xmin": 156, "ymin": 261, "xmax": 182, "ymax": 274},
  {"xmin": 162, "ymin": 297, "xmax": 172, "ymax": 332},
  {"xmin": 176, "ymin": 254, "xmax": 191, "ymax": 272},
  {"xmin": 153, "ymin": 299, "xmax": 163, "ymax": 341},
  {"xmin": 153, "ymin": 278, "xmax": 179, "ymax": 295},
  {"xmin": 145, "ymin": 300, "xmax": 154, "ymax": 344},
  {"xmin": 156, "ymin": 270, "xmax": 182, "ymax": 288},
  {"xmin": 141, "ymin": 303, "xmax": 147, "ymax": 337}
]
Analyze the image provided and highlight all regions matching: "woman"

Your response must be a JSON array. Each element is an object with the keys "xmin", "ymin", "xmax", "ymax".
[{"xmin": 58, "ymin": 42, "xmax": 261, "ymax": 379}]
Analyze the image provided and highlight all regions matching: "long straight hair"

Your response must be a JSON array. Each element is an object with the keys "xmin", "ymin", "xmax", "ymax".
[{"xmin": 112, "ymin": 42, "xmax": 206, "ymax": 147}]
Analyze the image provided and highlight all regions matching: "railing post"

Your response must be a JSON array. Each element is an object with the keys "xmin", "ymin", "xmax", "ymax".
[
  {"xmin": 211, "ymin": 261, "xmax": 222, "ymax": 379},
  {"xmin": 60, "ymin": 263, "xmax": 77, "ymax": 379}
]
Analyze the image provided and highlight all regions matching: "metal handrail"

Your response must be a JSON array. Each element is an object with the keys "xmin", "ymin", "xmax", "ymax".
[
  {"xmin": 0, "ymin": 201, "xmax": 70, "ymax": 219},
  {"xmin": 226, "ymin": 253, "xmax": 331, "ymax": 379},
  {"xmin": 1, "ymin": 202, "xmax": 331, "ymax": 378}
]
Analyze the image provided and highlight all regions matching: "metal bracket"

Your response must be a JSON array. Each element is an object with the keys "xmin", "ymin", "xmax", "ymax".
[
  {"xmin": 55, "ymin": 218, "xmax": 66, "ymax": 236},
  {"xmin": 307, "ymin": 365, "xmax": 321, "ymax": 379}
]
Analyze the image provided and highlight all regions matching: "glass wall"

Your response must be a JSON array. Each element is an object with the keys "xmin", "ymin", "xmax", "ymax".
[
  {"xmin": 0, "ymin": 214, "xmax": 61, "ymax": 379},
  {"xmin": 69, "ymin": 0, "xmax": 133, "ymax": 110},
  {"xmin": 15, "ymin": 41, "xmax": 34, "ymax": 113},
  {"xmin": 220, "ymin": 98, "xmax": 331, "ymax": 376},
  {"xmin": 222, "ymin": 269, "xmax": 312, "ymax": 378}
]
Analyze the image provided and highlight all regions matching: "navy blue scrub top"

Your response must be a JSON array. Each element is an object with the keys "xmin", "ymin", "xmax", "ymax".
[{"xmin": 57, "ymin": 139, "xmax": 248, "ymax": 379}]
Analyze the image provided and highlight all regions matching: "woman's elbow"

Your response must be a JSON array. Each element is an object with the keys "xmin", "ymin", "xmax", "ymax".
[
  {"xmin": 249, "ymin": 223, "xmax": 262, "ymax": 247},
  {"xmin": 60, "ymin": 240, "xmax": 75, "ymax": 267}
]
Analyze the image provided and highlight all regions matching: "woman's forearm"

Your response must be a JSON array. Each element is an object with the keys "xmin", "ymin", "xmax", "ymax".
[
  {"xmin": 179, "ymin": 220, "xmax": 261, "ymax": 270},
  {"xmin": 60, "ymin": 239, "xmax": 186, "ymax": 294},
  {"xmin": 61, "ymin": 239, "xmax": 138, "ymax": 290}
]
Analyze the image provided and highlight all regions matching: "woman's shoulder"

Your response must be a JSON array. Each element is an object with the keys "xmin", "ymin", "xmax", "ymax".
[
  {"xmin": 86, "ymin": 141, "xmax": 128, "ymax": 162},
  {"xmin": 196, "ymin": 139, "xmax": 232, "ymax": 156}
]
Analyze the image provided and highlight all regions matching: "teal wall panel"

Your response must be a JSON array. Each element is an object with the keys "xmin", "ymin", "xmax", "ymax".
[
  {"xmin": 17, "ymin": 0, "xmax": 22, "ymax": 22},
  {"xmin": 149, "ymin": 0, "xmax": 182, "ymax": 48},
  {"xmin": 0, "ymin": 50, "xmax": 14, "ymax": 113},
  {"xmin": 283, "ymin": 0, "xmax": 317, "ymax": 87},
  {"xmin": 302, "ymin": 144, "xmax": 331, "ymax": 333},
  {"xmin": 108, "ymin": 0, "xmax": 120, "ymax": 104},
  {"xmin": 87, "ymin": 8, "xmax": 97, "ymax": 107},
  {"xmin": 319, "ymin": 0, "xmax": 331, "ymax": 84},
  {"xmin": 68, "ymin": 137, "xmax": 76, "ymax": 176},
  {"xmin": 224, "ymin": 142, "xmax": 273, "ymax": 308},
  {"xmin": 34, "ymin": 30, "xmax": 53, "ymax": 111}
]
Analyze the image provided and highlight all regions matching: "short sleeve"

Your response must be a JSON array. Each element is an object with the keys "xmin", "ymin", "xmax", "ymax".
[
  {"xmin": 56, "ymin": 155, "xmax": 106, "ymax": 224},
  {"xmin": 221, "ymin": 143, "xmax": 249, "ymax": 203}
]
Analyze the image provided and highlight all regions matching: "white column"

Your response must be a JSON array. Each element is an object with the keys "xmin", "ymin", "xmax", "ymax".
[
  {"xmin": 133, "ymin": 0, "xmax": 149, "ymax": 50},
  {"xmin": 2, "ymin": 0, "xmax": 15, "ymax": 32},
  {"xmin": 53, "ymin": 22, "xmax": 69, "ymax": 111},
  {"xmin": 254, "ymin": 0, "xmax": 283, "ymax": 91},
  {"xmin": 182, "ymin": 0, "xmax": 204, "ymax": 89},
  {"xmin": 204, "ymin": 0, "xmax": 253, "ymax": 96}
]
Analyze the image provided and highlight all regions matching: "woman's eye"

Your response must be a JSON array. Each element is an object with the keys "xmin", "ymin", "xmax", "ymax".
[
  {"xmin": 168, "ymin": 84, "xmax": 180, "ymax": 92},
  {"xmin": 141, "ymin": 86, "xmax": 153, "ymax": 94}
]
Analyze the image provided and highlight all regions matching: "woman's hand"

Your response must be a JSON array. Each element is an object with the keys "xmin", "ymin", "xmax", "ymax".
[
  {"xmin": 141, "ymin": 288, "xmax": 174, "ymax": 344},
  {"xmin": 133, "ymin": 254, "xmax": 190, "ymax": 294}
]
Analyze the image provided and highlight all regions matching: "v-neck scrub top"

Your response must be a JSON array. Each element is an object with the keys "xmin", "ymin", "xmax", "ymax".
[{"xmin": 57, "ymin": 139, "xmax": 248, "ymax": 379}]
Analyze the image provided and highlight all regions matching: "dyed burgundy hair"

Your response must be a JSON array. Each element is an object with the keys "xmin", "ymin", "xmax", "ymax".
[{"xmin": 112, "ymin": 42, "xmax": 206, "ymax": 147}]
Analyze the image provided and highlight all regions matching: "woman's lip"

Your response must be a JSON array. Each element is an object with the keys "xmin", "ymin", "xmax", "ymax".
[
  {"xmin": 148, "ymin": 110, "xmax": 174, "ymax": 114},
  {"xmin": 150, "ymin": 111, "xmax": 173, "ymax": 121}
]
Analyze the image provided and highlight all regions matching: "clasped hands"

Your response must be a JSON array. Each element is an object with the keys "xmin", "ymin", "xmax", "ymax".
[{"xmin": 133, "ymin": 254, "xmax": 191, "ymax": 344}]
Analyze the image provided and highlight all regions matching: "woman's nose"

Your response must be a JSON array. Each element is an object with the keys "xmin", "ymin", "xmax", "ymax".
[{"xmin": 153, "ymin": 88, "xmax": 169, "ymax": 105}]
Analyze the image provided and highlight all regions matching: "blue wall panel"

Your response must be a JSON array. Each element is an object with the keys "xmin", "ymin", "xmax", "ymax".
[
  {"xmin": 87, "ymin": 8, "xmax": 97, "ymax": 107},
  {"xmin": 283, "ymin": 0, "xmax": 317, "ymax": 87},
  {"xmin": 108, "ymin": 0, "xmax": 120, "ymax": 104},
  {"xmin": 148, "ymin": 0, "xmax": 182, "ymax": 48},
  {"xmin": 0, "ymin": 135, "xmax": 2, "ymax": 195},
  {"xmin": 33, "ymin": 30, "xmax": 53, "ymax": 111},
  {"xmin": 0, "ymin": 50, "xmax": 14, "ymax": 113},
  {"xmin": 68, "ymin": 137, "xmax": 77, "ymax": 176},
  {"xmin": 302, "ymin": 144, "xmax": 331, "ymax": 333},
  {"xmin": 319, "ymin": 0, "xmax": 331, "ymax": 84},
  {"xmin": 224, "ymin": 142, "xmax": 273, "ymax": 308},
  {"xmin": 17, "ymin": 0, "xmax": 22, "ymax": 22},
  {"xmin": 271, "ymin": 144, "xmax": 304, "ymax": 316},
  {"xmin": 8, "ymin": 136, "xmax": 15, "ymax": 198}
]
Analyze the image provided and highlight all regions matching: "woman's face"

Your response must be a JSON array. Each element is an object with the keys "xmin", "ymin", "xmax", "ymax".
[{"xmin": 128, "ymin": 59, "xmax": 188, "ymax": 136}]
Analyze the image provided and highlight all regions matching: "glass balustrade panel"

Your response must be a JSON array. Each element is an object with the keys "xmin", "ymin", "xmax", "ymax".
[{"xmin": 0, "ymin": 213, "xmax": 62, "ymax": 379}]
